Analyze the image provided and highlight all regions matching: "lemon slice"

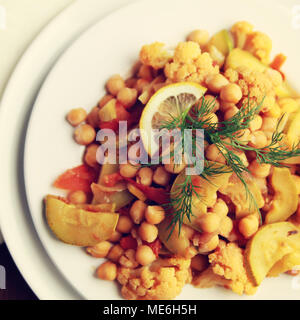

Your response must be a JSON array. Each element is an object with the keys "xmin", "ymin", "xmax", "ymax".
[{"xmin": 139, "ymin": 82, "xmax": 207, "ymax": 156}]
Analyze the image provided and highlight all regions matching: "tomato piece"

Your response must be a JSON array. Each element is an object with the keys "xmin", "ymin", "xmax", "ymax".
[
  {"xmin": 270, "ymin": 53, "xmax": 287, "ymax": 71},
  {"xmin": 116, "ymin": 101, "xmax": 131, "ymax": 121},
  {"xmin": 145, "ymin": 239, "xmax": 162, "ymax": 257},
  {"xmin": 123, "ymin": 178, "xmax": 169, "ymax": 204},
  {"xmin": 120, "ymin": 235, "xmax": 137, "ymax": 250},
  {"xmin": 53, "ymin": 164, "xmax": 98, "ymax": 193},
  {"xmin": 99, "ymin": 119, "xmax": 119, "ymax": 132},
  {"xmin": 103, "ymin": 172, "xmax": 123, "ymax": 187}
]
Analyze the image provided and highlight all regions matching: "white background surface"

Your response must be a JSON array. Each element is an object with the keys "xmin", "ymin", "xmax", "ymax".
[
  {"xmin": 0, "ymin": 0, "xmax": 74, "ymax": 244},
  {"xmin": 0, "ymin": 0, "xmax": 74, "ymax": 98}
]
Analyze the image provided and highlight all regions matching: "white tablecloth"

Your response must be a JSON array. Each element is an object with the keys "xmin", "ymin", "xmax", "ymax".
[{"xmin": 0, "ymin": 0, "xmax": 75, "ymax": 244}]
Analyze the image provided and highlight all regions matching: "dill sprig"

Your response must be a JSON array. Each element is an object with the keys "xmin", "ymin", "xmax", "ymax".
[{"xmin": 155, "ymin": 95, "xmax": 300, "ymax": 237}]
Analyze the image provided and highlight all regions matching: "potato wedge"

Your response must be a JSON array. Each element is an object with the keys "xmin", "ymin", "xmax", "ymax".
[
  {"xmin": 245, "ymin": 222, "xmax": 300, "ymax": 286},
  {"xmin": 45, "ymin": 195, "xmax": 119, "ymax": 246},
  {"xmin": 265, "ymin": 168, "xmax": 298, "ymax": 224}
]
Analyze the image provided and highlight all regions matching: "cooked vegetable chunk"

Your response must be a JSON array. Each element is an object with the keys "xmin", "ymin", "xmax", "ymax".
[
  {"xmin": 268, "ymin": 252, "xmax": 300, "ymax": 277},
  {"xmin": 219, "ymin": 173, "xmax": 264, "ymax": 219},
  {"xmin": 245, "ymin": 222, "xmax": 300, "ymax": 286},
  {"xmin": 225, "ymin": 48, "xmax": 267, "ymax": 72},
  {"xmin": 45, "ymin": 195, "xmax": 119, "ymax": 246},
  {"xmin": 208, "ymin": 29, "xmax": 234, "ymax": 56},
  {"xmin": 265, "ymin": 168, "xmax": 298, "ymax": 224}
]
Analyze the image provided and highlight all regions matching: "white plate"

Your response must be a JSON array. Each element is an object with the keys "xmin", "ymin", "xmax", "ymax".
[
  {"xmin": 25, "ymin": 0, "xmax": 300, "ymax": 300},
  {"xmin": 0, "ymin": 0, "xmax": 135, "ymax": 300}
]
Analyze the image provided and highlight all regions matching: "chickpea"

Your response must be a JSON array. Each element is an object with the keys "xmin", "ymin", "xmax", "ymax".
[
  {"xmin": 201, "ymin": 95, "xmax": 220, "ymax": 112},
  {"xmin": 138, "ymin": 222, "xmax": 158, "ymax": 243},
  {"xmin": 238, "ymin": 215, "xmax": 259, "ymax": 239},
  {"xmin": 138, "ymin": 65, "xmax": 153, "ymax": 81},
  {"xmin": 107, "ymin": 244, "xmax": 124, "ymax": 262},
  {"xmin": 106, "ymin": 74, "xmax": 125, "ymax": 96},
  {"xmin": 249, "ymin": 131, "xmax": 268, "ymax": 149},
  {"xmin": 206, "ymin": 74, "xmax": 229, "ymax": 94},
  {"xmin": 197, "ymin": 213, "xmax": 221, "ymax": 233},
  {"xmin": 120, "ymin": 163, "xmax": 140, "ymax": 178},
  {"xmin": 198, "ymin": 235, "xmax": 219, "ymax": 254},
  {"xmin": 249, "ymin": 159, "xmax": 271, "ymax": 178},
  {"xmin": 86, "ymin": 106, "xmax": 100, "ymax": 128},
  {"xmin": 235, "ymin": 129, "xmax": 251, "ymax": 143},
  {"xmin": 233, "ymin": 150, "xmax": 249, "ymax": 167},
  {"xmin": 203, "ymin": 113, "xmax": 218, "ymax": 126},
  {"xmin": 219, "ymin": 216, "xmax": 233, "ymax": 238},
  {"xmin": 86, "ymin": 241, "xmax": 112, "ymax": 258},
  {"xmin": 109, "ymin": 230, "xmax": 122, "ymax": 242},
  {"xmin": 136, "ymin": 167, "xmax": 153, "ymax": 186},
  {"xmin": 261, "ymin": 117, "xmax": 277, "ymax": 132},
  {"xmin": 210, "ymin": 199, "xmax": 228, "ymax": 218},
  {"xmin": 117, "ymin": 87, "xmax": 138, "ymax": 108},
  {"xmin": 220, "ymin": 101, "xmax": 235, "ymax": 112},
  {"xmin": 153, "ymin": 166, "xmax": 171, "ymax": 186},
  {"xmin": 224, "ymin": 106, "xmax": 239, "ymax": 120},
  {"xmin": 68, "ymin": 190, "xmax": 87, "ymax": 204},
  {"xmin": 74, "ymin": 124, "xmax": 96, "ymax": 145},
  {"xmin": 249, "ymin": 115, "xmax": 263, "ymax": 132},
  {"xmin": 186, "ymin": 29, "xmax": 210, "ymax": 46},
  {"xmin": 116, "ymin": 216, "xmax": 133, "ymax": 234},
  {"xmin": 84, "ymin": 143, "xmax": 99, "ymax": 168},
  {"xmin": 96, "ymin": 261, "xmax": 117, "ymax": 281},
  {"xmin": 67, "ymin": 108, "xmax": 87, "ymax": 126},
  {"xmin": 145, "ymin": 206, "xmax": 165, "ymax": 225},
  {"xmin": 164, "ymin": 158, "xmax": 186, "ymax": 174},
  {"xmin": 206, "ymin": 144, "xmax": 226, "ymax": 164},
  {"xmin": 129, "ymin": 200, "xmax": 147, "ymax": 224},
  {"xmin": 220, "ymin": 83, "xmax": 242, "ymax": 104},
  {"xmin": 98, "ymin": 94, "xmax": 114, "ymax": 108},
  {"xmin": 191, "ymin": 255, "xmax": 208, "ymax": 272},
  {"xmin": 135, "ymin": 245, "xmax": 156, "ymax": 266}
]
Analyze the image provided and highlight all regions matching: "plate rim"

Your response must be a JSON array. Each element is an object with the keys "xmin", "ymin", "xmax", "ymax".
[{"xmin": 0, "ymin": 0, "xmax": 135, "ymax": 300}]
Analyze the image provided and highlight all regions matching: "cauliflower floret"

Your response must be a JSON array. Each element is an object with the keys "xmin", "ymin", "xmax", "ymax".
[
  {"xmin": 165, "ymin": 41, "xmax": 219, "ymax": 85},
  {"xmin": 117, "ymin": 257, "xmax": 191, "ymax": 300},
  {"xmin": 174, "ymin": 41, "xmax": 201, "ymax": 64},
  {"xmin": 244, "ymin": 31, "xmax": 272, "ymax": 64},
  {"xmin": 139, "ymin": 42, "xmax": 172, "ymax": 70},
  {"xmin": 231, "ymin": 21, "xmax": 254, "ymax": 49},
  {"xmin": 208, "ymin": 242, "xmax": 257, "ymax": 295},
  {"xmin": 226, "ymin": 66, "xmax": 276, "ymax": 113}
]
